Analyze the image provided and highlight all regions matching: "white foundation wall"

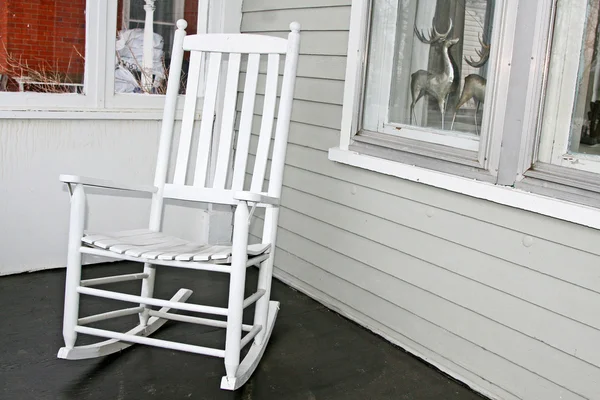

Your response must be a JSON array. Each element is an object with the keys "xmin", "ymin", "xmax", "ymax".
[
  {"xmin": 0, "ymin": 118, "xmax": 229, "ymax": 275},
  {"xmin": 242, "ymin": 1, "xmax": 600, "ymax": 399}
]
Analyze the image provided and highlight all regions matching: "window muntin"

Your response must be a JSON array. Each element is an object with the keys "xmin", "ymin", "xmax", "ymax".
[{"xmin": 361, "ymin": 0, "xmax": 497, "ymax": 151}]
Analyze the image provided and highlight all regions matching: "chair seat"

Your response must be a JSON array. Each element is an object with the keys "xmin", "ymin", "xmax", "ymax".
[{"xmin": 81, "ymin": 229, "xmax": 270, "ymax": 264}]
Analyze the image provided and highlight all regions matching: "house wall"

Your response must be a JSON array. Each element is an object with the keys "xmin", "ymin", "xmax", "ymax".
[
  {"xmin": 241, "ymin": 1, "xmax": 600, "ymax": 399},
  {"xmin": 0, "ymin": 118, "xmax": 221, "ymax": 276}
]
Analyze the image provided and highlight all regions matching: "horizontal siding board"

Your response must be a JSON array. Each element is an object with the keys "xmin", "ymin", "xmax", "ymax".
[
  {"xmin": 259, "ymin": 243, "xmax": 585, "ymax": 400},
  {"xmin": 239, "ymin": 73, "xmax": 344, "ymax": 105},
  {"xmin": 276, "ymin": 166, "xmax": 600, "ymax": 331},
  {"xmin": 267, "ymin": 193, "xmax": 600, "ymax": 371},
  {"xmin": 271, "ymin": 267, "xmax": 523, "ymax": 400},
  {"xmin": 243, "ymin": 0, "xmax": 351, "ymax": 12},
  {"xmin": 241, "ymin": 55, "xmax": 347, "ymax": 80},
  {"xmin": 281, "ymin": 141, "xmax": 600, "ymax": 264},
  {"xmin": 241, "ymin": 31, "xmax": 349, "ymax": 55},
  {"xmin": 267, "ymin": 123, "xmax": 600, "ymax": 258},
  {"xmin": 246, "ymin": 158, "xmax": 600, "ymax": 340},
  {"xmin": 237, "ymin": 95, "xmax": 342, "ymax": 130},
  {"xmin": 241, "ymin": 7, "xmax": 351, "ymax": 32},
  {"xmin": 253, "ymin": 212, "xmax": 600, "ymax": 399}
]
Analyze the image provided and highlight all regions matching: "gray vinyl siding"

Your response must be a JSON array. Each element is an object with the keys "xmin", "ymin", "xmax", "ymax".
[{"xmin": 241, "ymin": 1, "xmax": 600, "ymax": 399}]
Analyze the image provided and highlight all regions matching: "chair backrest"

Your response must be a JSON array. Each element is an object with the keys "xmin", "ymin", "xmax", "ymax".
[{"xmin": 153, "ymin": 20, "xmax": 301, "ymax": 210}]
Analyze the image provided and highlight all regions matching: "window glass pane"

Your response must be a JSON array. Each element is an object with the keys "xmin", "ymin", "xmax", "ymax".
[
  {"xmin": 0, "ymin": 0, "xmax": 86, "ymax": 93},
  {"xmin": 362, "ymin": 0, "xmax": 495, "ymax": 142},
  {"xmin": 567, "ymin": 1, "xmax": 600, "ymax": 156},
  {"xmin": 115, "ymin": 0, "xmax": 198, "ymax": 95}
]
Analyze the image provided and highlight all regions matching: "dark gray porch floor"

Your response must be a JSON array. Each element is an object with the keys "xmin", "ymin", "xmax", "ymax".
[{"xmin": 1, "ymin": 262, "xmax": 487, "ymax": 400}]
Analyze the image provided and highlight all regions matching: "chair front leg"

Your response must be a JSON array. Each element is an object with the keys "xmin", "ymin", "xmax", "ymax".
[
  {"xmin": 62, "ymin": 184, "xmax": 86, "ymax": 349},
  {"xmin": 139, "ymin": 263, "xmax": 156, "ymax": 326},
  {"xmin": 224, "ymin": 202, "xmax": 249, "ymax": 381}
]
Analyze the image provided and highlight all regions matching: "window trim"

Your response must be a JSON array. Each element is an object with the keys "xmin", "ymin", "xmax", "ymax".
[
  {"xmin": 341, "ymin": 0, "xmax": 519, "ymax": 174},
  {"xmin": 331, "ymin": 0, "xmax": 600, "ymax": 229},
  {"xmin": 0, "ymin": 0, "xmax": 242, "ymax": 119},
  {"xmin": 0, "ymin": 0, "xmax": 101, "ymax": 110}
]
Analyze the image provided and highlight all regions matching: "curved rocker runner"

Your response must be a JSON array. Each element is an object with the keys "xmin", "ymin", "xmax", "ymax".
[{"xmin": 56, "ymin": 19, "xmax": 301, "ymax": 391}]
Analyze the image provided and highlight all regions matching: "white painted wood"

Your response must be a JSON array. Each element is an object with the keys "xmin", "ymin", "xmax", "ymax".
[
  {"xmin": 62, "ymin": 184, "xmax": 86, "ymax": 349},
  {"xmin": 81, "ymin": 228, "xmax": 271, "ymax": 261},
  {"xmin": 224, "ymin": 202, "xmax": 250, "ymax": 379},
  {"xmin": 56, "ymin": 22, "xmax": 300, "ymax": 392},
  {"xmin": 278, "ymin": 164, "xmax": 600, "ymax": 321},
  {"xmin": 184, "ymin": 34, "xmax": 288, "ymax": 54},
  {"xmin": 241, "ymin": 8, "xmax": 350, "ymax": 32},
  {"xmin": 79, "ymin": 246, "xmax": 237, "ymax": 274},
  {"xmin": 213, "ymin": 53, "xmax": 242, "ymax": 189},
  {"xmin": 80, "ymin": 273, "xmax": 148, "ymax": 287},
  {"xmin": 243, "ymin": 289, "xmax": 266, "ymax": 308},
  {"xmin": 252, "ymin": 23, "xmax": 301, "ymax": 346},
  {"xmin": 268, "ymin": 196, "xmax": 600, "ymax": 368},
  {"xmin": 220, "ymin": 301, "xmax": 280, "ymax": 390},
  {"xmin": 329, "ymin": 147, "xmax": 600, "ymax": 231},
  {"xmin": 78, "ymin": 307, "xmax": 144, "ymax": 325},
  {"xmin": 194, "ymin": 52, "xmax": 223, "ymax": 186},
  {"xmin": 58, "ymin": 289, "xmax": 193, "ymax": 360},
  {"xmin": 251, "ymin": 54, "xmax": 280, "ymax": 192},
  {"xmin": 75, "ymin": 326, "xmax": 226, "ymax": 358},
  {"xmin": 272, "ymin": 257, "xmax": 579, "ymax": 400},
  {"xmin": 148, "ymin": 310, "xmax": 254, "ymax": 331},
  {"xmin": 163, "ymin": 184, "xmax": 277, "ymax": 206},
  {"xmin": 242, "ymin": 0, "xmax": 351, "ymax": 11},
  {"xmin": 231, "ymin": 54, "xmax": 261, "ymax": 191},
  {"xmin": 78, "ymin": 286, "xmax": 229, "ymax": 316},
  {"xmin": 173, "ymin": 52, "xmax": 203, "ymax": 185},
  {"xmin": 240, "ymin": 325, "xmax": 262, "ymax": 348},
  {"xmin": 59, "ymin": 175, "xmax": 158, "ymax": 193}
]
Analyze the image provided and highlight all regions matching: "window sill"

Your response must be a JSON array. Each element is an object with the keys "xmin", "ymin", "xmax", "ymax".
[
  {"xmin": 328, "ymin": 147, "xmax": 600, "ymax": 231},
  {"xmin": 0, "ymin": 108, "xmax": 192, "ymax": 121}
]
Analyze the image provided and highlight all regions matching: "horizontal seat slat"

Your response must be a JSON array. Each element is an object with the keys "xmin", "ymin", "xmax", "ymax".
[{"xmin": 80, "ymin": 229, "xmax": 271, "ymax": 265}]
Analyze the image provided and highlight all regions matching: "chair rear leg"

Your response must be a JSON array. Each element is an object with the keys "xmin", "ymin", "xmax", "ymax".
[
  {"xmin": 139, "ymin": 263, "xmax": 157, "ymax": 326},
  {"xmin": 62, "ymin": 184, "xmax": 86, "ymax": 349},
  {"xmin": 253, "ymin": 255, "xmax": 274, "ymax": 346},
  {"xmin": 253, "ymin": 208, "xmax": 279, "ymax": 345},
  {"xmin": 224, "ymin": 203, "xmax": 250, "ymax": 380}
]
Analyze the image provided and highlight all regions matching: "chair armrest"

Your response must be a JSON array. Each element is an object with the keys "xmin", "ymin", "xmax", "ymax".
[
  {"xmin": 233, "ymin": 191, "xmax": 280, "ymax": 206},
  {"xmin": 60, "ymin": 174, "xmax": 158, "ymax": 194}
]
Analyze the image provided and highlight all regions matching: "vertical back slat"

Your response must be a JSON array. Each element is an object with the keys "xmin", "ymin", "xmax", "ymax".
[
  {"xmin": 250, "ymin": 54, "xmax": 280, "ymax": 192},
  {"xmin": 173, "ymin": 51, "xmax": 203, "ymax": 185},
  {"xmin": 212, "ymin": 53, "xmax": 242, "ymax": 189},
  {"xmin": 193, "ymin": 52, "xmax": 223, "ymax": 186},
  {"xmin": 230, "ymin": 53, "xmax": 261, "ymax": 191}
]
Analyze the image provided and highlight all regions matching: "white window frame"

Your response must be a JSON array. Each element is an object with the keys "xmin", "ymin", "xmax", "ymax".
[
  {"xmin": 0, "ymin": 0, "xmax": 242, "ymax": 119},
  {"xmin": 330, "ymin": 0, "xmax": 600, "ymax": 230},
  {"xmin": 536, "ymin": 0, "xmax": 600, "ymax": 175},
  {"xmin": 343, "ymin": 0, "xmax": 519, "ymax": 177}
]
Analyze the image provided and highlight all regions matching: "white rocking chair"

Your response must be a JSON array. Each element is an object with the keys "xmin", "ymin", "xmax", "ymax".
[{"xmin": 57, "ymin": 20, "xmax": 300, "ymax": 390}]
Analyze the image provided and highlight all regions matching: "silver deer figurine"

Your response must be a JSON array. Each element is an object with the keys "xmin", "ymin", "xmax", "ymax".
[
  {"xmin": 451, "ymin": 34, "xmax": 490, "ymax": 134},
  {"xmin": 410, "ymin": 19, "xmax": 459, "ymax": 130}
]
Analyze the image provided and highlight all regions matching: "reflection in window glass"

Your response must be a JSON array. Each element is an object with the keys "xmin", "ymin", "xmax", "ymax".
[
  {"xmin": 115, "ymin": 0, "xmax": 198, "ymax": 95},
  {"xmin": 0, "ymin": 0, "xmax": 86, "ymax": 93},
  {"xmin": 363, "ymin": 0, "xmax": 495, "ymax": 138},
  {"xmin": 569, "ymin": 1, "xmax": 600, "ymax": 156}
]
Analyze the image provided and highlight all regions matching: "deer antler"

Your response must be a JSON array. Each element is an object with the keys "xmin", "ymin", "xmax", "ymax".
[
  {"xmin": 414, "ymin": 18, "xmax": 453, "ymax": 44},
  {"xmin": 465, "ymin": 33, "xmax": 490, "ymax": 68}
]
